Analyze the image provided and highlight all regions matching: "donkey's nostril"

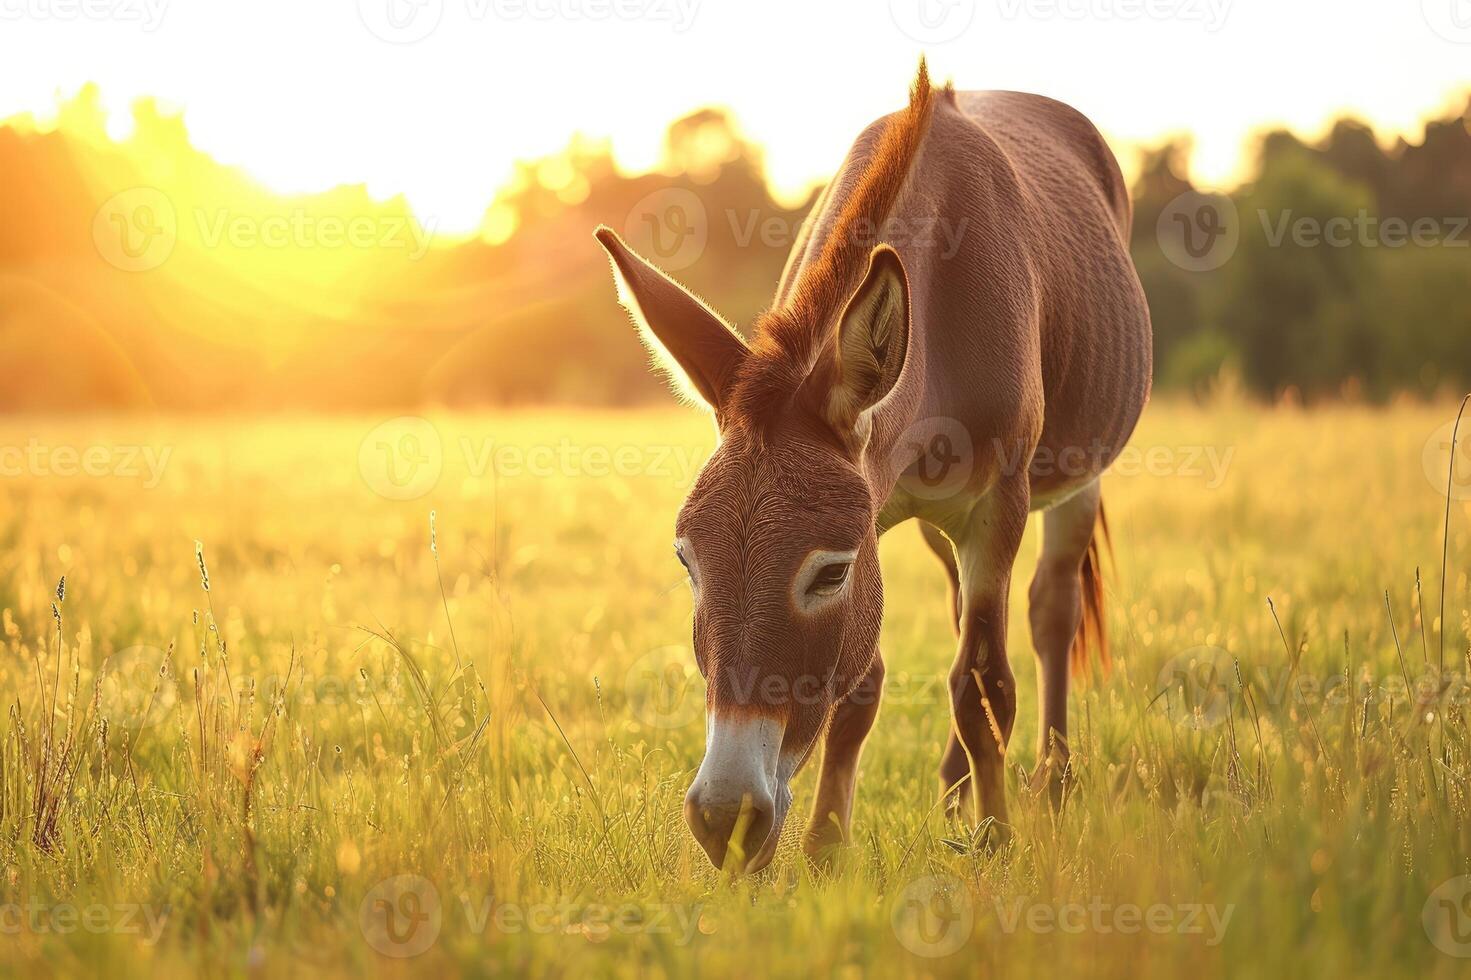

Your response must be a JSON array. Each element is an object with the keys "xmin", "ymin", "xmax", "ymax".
[{"xmin": 684, "ymin": 791, "xmax": 774, "ymax": 872}]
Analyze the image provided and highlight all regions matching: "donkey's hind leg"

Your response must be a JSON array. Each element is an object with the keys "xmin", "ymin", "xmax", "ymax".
[
  {"xmin": 1027, "ymin": 479, "xmax": 1101, "ymax": 808},
  {"xmin": 919, "ymin": 521, "xmax": 969, "ymax": 816}
]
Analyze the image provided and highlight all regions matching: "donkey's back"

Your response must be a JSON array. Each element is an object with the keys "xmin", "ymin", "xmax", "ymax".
[
  {"xmin": 939, "ymin": 88, "xmax": 1152, "ymax": 504},
  {"xmin": 792, "ymin": 85, "xmax": 1152, "ymax": 510}
]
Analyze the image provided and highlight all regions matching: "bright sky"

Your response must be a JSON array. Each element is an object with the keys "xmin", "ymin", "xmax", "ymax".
[{"xmin": 2, "ymin": 0, "xmax": 1468, "ymax": 233}]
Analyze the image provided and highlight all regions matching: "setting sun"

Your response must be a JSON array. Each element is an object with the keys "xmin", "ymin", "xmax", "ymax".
[{"xmin": 4, "ymin": 0, "xmax": 1468, "ymax": 234}]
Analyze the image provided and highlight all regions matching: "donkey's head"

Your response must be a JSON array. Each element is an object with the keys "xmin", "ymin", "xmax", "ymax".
[{"xmin": 596, "ymin": 226, "xmax": 910, "ymax": 872}]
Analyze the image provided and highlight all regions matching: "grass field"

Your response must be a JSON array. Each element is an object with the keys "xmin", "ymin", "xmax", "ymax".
[{"xmin": 2, "ymin": 398, "xmax": 1471, "ymax": 978}]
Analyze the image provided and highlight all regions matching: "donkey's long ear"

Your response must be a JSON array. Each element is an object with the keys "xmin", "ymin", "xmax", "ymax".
[
  {"xmin": 595, "ymin": 226, "xmax": 749, "ymax": 413},
  {"xmin": 819, "ymin": 244, "xmax": 911, "ymax": 436}
]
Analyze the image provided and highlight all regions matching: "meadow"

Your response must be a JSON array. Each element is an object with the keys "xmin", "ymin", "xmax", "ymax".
[{"xmin": 1, "ymin": 397, "xmax": 1470, "ymax": 978}]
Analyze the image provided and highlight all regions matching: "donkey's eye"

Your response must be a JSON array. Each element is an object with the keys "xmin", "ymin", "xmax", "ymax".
[
  {"xmin": 674, "ymin": 542, "xmax": 697, "ymax": 586},
  {"xmin": 807, "ymin": 562, "xmax": 852, "ymax": 597}
]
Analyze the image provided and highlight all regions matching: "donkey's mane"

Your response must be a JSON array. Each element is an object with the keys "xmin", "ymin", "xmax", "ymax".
[{"xmin": 729, "ymin": 60, "xmax": 950, "ymax": 427}]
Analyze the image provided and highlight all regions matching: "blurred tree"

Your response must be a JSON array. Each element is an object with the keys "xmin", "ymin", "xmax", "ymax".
[
  {"xmin": 0, "ymin": 89, "xmax": 1467, "ymax": 410},
  {"xmin": 1218, "ymin": 140, "xmax": 1378, "ymax": 397}
]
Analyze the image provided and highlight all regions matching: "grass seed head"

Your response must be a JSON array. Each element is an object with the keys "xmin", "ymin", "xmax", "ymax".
[{"xmin": 195, "ymin": 540, "xmax": 210, "ymax": 592}]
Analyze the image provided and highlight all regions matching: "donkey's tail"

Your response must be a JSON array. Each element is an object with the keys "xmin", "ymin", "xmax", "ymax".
[{"xmin": 1070, "ymin": 500, "xmax": 1113, "ymax": 676}]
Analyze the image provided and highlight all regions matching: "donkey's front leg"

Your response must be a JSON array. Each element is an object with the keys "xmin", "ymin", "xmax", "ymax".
[
  {"xmin": 802, "ymin": 652, "xmax": 885, "ymax": 862},
  {"xmin": 946, "ymin": 483, "xmax": 1029, "ymax": 829}
]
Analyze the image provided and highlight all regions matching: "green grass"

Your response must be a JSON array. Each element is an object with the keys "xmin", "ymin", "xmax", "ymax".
[{"xmin": 1, "ymin": 399, "xmax": 1470, "ymax": 978}]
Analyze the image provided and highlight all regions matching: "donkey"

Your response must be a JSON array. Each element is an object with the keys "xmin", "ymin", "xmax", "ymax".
[{"xmin": 595, "ymin": 61, "xmax": 1151, "ymax": 873}]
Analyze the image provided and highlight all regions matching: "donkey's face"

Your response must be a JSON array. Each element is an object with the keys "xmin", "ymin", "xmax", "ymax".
[
  {"xmin": 674, "ymin": 422, "xmax": 884, "ymax": 870},
  {"xmin": 595, "ymin": 227, "xmax": 910, "ymax": 872}
]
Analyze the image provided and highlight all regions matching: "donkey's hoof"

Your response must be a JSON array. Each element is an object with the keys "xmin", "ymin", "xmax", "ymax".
[
  {"xmin": 976, "ymin": 816, "xmax": 1013, "ymax": 853},
  {"xmin": 801, "ymin": 820, "xmax": 849, "ymax": 871},
  {"xmin": 1027, "ymin": 750, "xmax": 1073, "ymax": 811}
]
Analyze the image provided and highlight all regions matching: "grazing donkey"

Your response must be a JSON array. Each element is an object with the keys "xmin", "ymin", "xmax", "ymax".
[{"xmin": 595, "ymin": 61, "xmax": 1151, "ymax": 872}]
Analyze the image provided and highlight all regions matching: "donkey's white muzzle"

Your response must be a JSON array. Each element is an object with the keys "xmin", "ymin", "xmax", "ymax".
[{"xmin": 684, "ymin": 714, "xmax": 788, "ymax": 871}]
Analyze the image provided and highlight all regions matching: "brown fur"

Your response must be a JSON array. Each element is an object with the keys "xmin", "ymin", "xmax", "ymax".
[
  {"xmin": 593, "ymin": 58, "xmax": 1151, "ymax": 866},
  {"xmin": 728, "ymin": 59, "xmax": 948, "ymax": 430}
]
